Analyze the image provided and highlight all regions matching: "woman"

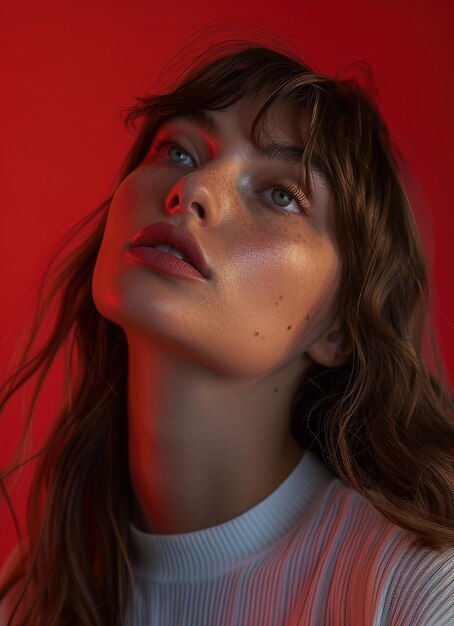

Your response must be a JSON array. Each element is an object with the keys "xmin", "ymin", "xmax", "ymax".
[{"xmin": 1, "ymin": 26, "xmax": 453, "ymax": 626}]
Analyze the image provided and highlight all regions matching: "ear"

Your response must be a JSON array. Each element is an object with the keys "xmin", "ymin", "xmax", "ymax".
[{"xmin": 306, "ymin": 321, "xmax": 352, "ymax": 369}]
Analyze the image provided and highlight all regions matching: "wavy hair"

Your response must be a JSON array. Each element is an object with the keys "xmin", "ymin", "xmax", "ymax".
[{"xmin": 1, "ymin": 23, "xmax": 453, "ymax": 626}]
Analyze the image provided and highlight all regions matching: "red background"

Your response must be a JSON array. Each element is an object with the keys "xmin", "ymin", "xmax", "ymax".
[{"xmin": 1, "ymin": 0, "xmax": 453, "ymax": 565}]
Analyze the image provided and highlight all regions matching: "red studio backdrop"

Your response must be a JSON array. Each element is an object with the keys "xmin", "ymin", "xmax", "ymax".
[{"xmin": 0, "ymin": 1, "xmax": 453, "ymax": 564}]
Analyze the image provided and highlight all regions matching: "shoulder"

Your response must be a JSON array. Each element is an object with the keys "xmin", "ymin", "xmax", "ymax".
[
  {"xmin": 377, "ymin": 540, "xmax": 454, "ymax": 626},
  {"xmin": 314, "ymin": 482, "xmax": 454, "ymax": 624}
]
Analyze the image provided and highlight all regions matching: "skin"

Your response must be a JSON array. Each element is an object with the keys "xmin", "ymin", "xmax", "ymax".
[{"xmin": 92, "ymin": 96, "xmax": 350, "ymax": 534}]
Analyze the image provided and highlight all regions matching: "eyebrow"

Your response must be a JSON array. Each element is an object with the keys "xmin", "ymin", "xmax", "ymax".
[{"xmin": 162, "ymin": 110, "xmax": 309, "ymax": 166}]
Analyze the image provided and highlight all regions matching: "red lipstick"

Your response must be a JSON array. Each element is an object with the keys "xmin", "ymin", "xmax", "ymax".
[{"xmin": 127, "ymin": 221, "xmax": 210, "ymax": 281}]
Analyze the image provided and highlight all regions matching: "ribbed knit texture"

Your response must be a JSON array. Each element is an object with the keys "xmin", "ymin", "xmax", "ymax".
[{"xmin": 125, "ymin": 449, "xmax": 454, "ymax": 625}]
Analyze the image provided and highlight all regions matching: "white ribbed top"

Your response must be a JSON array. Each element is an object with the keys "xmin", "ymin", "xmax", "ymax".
[{"xmin": 126, "ymin": 449, "xmax": 454, "ymax": 625}]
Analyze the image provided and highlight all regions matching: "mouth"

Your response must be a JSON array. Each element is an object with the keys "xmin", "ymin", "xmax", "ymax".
[
  {"xmin": 127, "ymin": 244, "xmax": 207, "ymax": 282},
  {"xmin": 129, "ymin": 221, "xmax": 210, "ymax": 279},
  {"xmin": 150, "ymin": 243, "xmax": 195, "ymax": 266}
]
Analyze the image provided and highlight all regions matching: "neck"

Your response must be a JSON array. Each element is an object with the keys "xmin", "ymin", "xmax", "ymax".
[{"xmin": 126, "ymin": 332, "xmax": 307, "ymax": 534}]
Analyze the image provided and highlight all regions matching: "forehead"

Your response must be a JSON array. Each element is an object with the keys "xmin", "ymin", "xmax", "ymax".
[
  {"xmin": 222, "ymin": 96, "xmax": 306, "ymax": 145},
  {"xmin": 159, "ymin": 95, "xmax": 307, "ymax": 147}
]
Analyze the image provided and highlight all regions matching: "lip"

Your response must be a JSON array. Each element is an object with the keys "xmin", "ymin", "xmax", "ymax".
[{"xmin": 128, "ymin": 221, "xmax": 210, "ymax": 279}]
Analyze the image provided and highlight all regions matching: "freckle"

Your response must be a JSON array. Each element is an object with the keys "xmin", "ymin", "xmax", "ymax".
[
  {"xmin": 274, "ymin": 388, "xmax": 279, "ymax": 392},
  {"xmin": 261, "ymin": 335, "xmax": 264, "ymax": 339},
  {"xmin": 254, "ymin": 331, "xmax": 259, "ymax": 336},
  {"xmin": 306, "ymin": 314, "xmax": 310, "ymax": 320},
  {"xmin": 297, "ymin": 233, "xmax": 301, "ymax": 238},
  {"xmin": 279, "ymin": 295, "xmax": 283, "ymax": 300},
  {"xmin": 287, "ymin": 325, "xmax": 292, "ymax": 330}
]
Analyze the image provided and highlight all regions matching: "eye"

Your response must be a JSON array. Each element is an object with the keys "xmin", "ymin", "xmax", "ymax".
[
  {"xmin": 261, "ymin": 182, "xmax": 311, "ymax": 215},
  {"xmin": 152, "ymin": 137, "xmax": 197, "ymax": 167}
]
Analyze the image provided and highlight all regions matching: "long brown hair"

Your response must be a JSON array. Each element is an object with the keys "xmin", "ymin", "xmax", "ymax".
[{"xmin": 1, "ymin": 23, "xmax": 453, "ymax": 626}]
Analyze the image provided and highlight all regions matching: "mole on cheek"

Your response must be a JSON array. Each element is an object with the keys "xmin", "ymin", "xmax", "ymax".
[
  {"xmin": 287, "ymin": 325, "xmax": 292, "ymax": 330},
  {"xmin": 254, "ymin": 331, "xmax": 259, "ymax": 336}
]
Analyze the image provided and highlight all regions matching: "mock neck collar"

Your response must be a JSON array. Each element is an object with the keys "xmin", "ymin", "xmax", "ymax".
[{"xmin": 128, "ymin": 449, "xmax": 335, "ymax": 582}]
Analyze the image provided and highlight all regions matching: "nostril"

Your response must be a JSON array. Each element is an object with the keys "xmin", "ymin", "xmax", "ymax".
[
  {"xmin": 166, "ymin": 193, "xmax": 205, "ymax": 218},
  {"xmin": 167, "ymin": 194, "xmax": 180, "ymax": 210},
  {"xmin": 192, "ymin": 202, "xmax": 205, "ymax": 219}
]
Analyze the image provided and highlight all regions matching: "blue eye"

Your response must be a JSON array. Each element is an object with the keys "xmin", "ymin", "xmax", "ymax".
[
  {"xmin": 153, "ymin": 138, "xmax": 196, "ymax": 167},
  {"xmin": 271, "ymin": 188, "xmax": 292, "ymax": 207},
  {"xmin": 262, "ymin": 182, "xmax": 311, "ymax": 215},
  {"xmin": 168, "ymin": 146, "xmax": 194, "ymax": 166}
]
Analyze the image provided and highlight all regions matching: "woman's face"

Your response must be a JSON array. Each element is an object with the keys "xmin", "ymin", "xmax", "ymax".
[{"xmin": 92, "ymin": 97, "xmax": 342, "ymax": 377}]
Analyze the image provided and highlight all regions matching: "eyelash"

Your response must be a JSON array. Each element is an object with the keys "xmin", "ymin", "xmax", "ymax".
[
  {"xmin": 151, "ymin": 136, "xmax": 311, "ymax": 216},
  {"xmin": 260, "ymin": 180, "xmax": 311, "ymax": 215}
]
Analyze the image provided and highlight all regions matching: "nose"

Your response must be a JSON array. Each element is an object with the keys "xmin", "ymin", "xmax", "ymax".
[
  {"xmin": 164, "ymin": 166, "xmax": 230, "ymax": 225},
  {"xmin": 164, "ymin": 174, "xmax": 208, "ymax": 221}
]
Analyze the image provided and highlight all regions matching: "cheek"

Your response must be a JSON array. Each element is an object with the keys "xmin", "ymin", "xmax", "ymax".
[
  {"xmin": 99, "ymin": 169, "xmax": 168, "ymax": 255},
  {"xmin": 92, "ymin": 174, "xmax": 149, "ymax": 315},
  {"xmin": 220, "ymin": 241, "xmax": 340, "ymax": 351},
  {"xmin": 110, "ymin": 170, "xmax": 158, "ymax": 218},
  {"xmin": 115, "ymin": 161, "xmax": 178, "ymax": 211},
  {"xmin": 241, "ymin": 238, "xmax": 338, "ymax": 306},
  {"xmin": 295, "ymin": 258, "xmax": 340, "ymax": 333}
]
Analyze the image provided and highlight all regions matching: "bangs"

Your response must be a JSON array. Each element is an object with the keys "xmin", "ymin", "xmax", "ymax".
[{"xmin": 247, "ymin": 84, "xmax": 331, "ymax": 202}]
